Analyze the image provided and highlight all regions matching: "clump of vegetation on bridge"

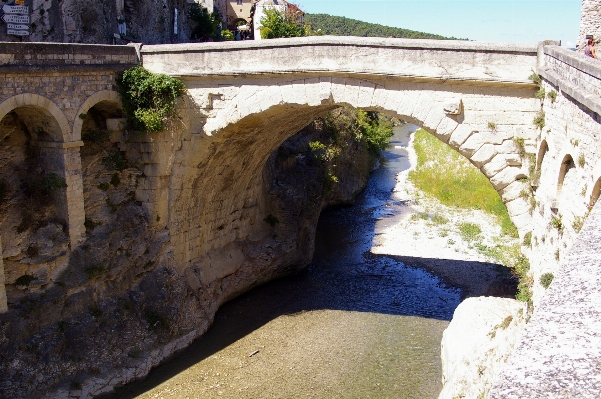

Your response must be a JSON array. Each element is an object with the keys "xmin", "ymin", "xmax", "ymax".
[{"xmin": 117, "ymin": 67, "xmax": 186, "ymax": 133}]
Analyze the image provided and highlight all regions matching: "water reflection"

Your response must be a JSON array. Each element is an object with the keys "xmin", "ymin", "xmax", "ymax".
[{"xmin": 105, "ymin": 124, "xmax": 463, "ymax": 399}]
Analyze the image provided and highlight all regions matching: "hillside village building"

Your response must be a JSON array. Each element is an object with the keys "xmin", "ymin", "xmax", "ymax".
[{"xmin": 223, "ymin": 0, "xmax": 253, "ymax": 29}]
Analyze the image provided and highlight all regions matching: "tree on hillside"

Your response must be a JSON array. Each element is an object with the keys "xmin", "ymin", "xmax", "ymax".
[
  {"xmin": 304, "ymin": 14, "xmax": 466, "ymax": 40},
  {"xmin": 260, "ymin": 8, "xmax": 305, "ymax": 39}
]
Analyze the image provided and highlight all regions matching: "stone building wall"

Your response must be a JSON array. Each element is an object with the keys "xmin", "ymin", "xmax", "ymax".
[
  {"xmin": 0, "ymin": 0, "xmax": 200, "ymax": 44},
  {"xmin": 577, "ymin": 0, "xmax": 601, "ymax": 50}
]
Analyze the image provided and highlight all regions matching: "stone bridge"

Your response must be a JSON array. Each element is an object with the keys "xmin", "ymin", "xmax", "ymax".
[{"xmin": 0, "ymin": 37, "xmax": 600, "ymax": 397}]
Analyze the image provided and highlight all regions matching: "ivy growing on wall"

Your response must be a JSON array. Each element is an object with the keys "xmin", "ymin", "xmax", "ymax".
[{"xmin": 116, "ymin": 66, "xmax": 186, "ymax": 133}]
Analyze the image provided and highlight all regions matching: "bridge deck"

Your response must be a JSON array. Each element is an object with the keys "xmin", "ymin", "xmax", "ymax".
[{"xmin": 141, "ymin": 36, "xmax": 538, "ymax": 84}]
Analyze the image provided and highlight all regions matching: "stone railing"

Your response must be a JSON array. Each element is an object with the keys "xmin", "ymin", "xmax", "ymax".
[
  {"xmin": 538, "ymin": 44, "xmax": 601, "ymax": 115},
  {"xmin": 489, "ymin": 200, "xmax": 601, "ymax": 397},
  {"xmin": 0, "ymin": 42, "xmax": 139, "ymax": 73},
  {"xmin": 140, "ymin": 36, "xmax": 538, "ymax": 85}
]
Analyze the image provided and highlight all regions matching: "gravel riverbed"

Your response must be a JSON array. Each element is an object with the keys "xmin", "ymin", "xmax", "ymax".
[{"xmin": 106, "ymin": 125, "xmax": 517, "ymax": 399}]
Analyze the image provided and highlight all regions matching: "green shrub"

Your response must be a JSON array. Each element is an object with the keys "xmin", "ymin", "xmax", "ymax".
[
  {"xmin": 97, "ymin": 182, "xmax": 110, "ymax": 191},
  {"xmin": 260, "ymin": 26, "xmax": 273, "ymax": 39},
  {"xmin": 110, "ymin": 173, "xmax": 121, "ymax": 187},
  {"xmin": 84, "ymin": 218, "xmax": 102, "ymax": 230},
  {"xmin": 221, "ymin": 29, "xmax": 234, "ymax": 41},
  {"xmin": 458, "ymin": 222, "xmax": 482, "ymax": 241},
  {"xmin": 102, "ymin": 148, "xmax": 128, "ymax": 171},
  {"xmin": 22, "ymin": 173, "xmax": 68, "ymax": 205},
  {"xmin": 264, "ymin": 214, "xmax": 279, "ymax": 227},
  {"xmin": 578, "ymin": 154, "xmax": 586, "ymax": 167},
  {"xmin": 85, "ymin": 264, "xmax": 107, "ymax": 279},
  {"xmin": 523, "ymin": 231, "xmax": 532, "ymax": 247},
  {"xmin": 260, "ymin": 8, "xmax": 305, "ymax": 39},
  {"xmin": 81, "ymin": 128, "xmax": 110, "ymax": 143},
  {"xmin": 540, "ymin": 272, "xmax": 554, "ymax": 289},
  {"xmin": 356, "ymin": 110, "xmax": 394, "ymax": 152},
  {"xmin": 89, "ymin": 305, "xmax": 103, "ymax": 318},
  {"xmin": 105, "ymin": 198, "xmax": 117, "ymax": 213},
  {"xmin": 533, "ymin": 110, "xmax": 545, "ymax": 130},
  {"xmin": 547, "ymin": 90, "xmax": 557, "ymax": 103},
  {"xmin": 572, "ymin": 216, "xmax": 585, "ymax": 233},
  {"xmin": 535, "ymin": 87, "xmax": 546, "ymax": 99},
  {"xmin": 550, "ymin": 214, "xmax": 563, "ymax": 234},
  {"xmin": 513, "ymin": 253, "xmax": 532, "ymax": 302},
  {"xmin": 431, "ymin": 214, "xmax": 449, "ymax": 225},
  {"xmin": 187, "ymin": 4, "xmax": 220, "ymax": 41},
  {"xmin": 514, "ymin": 137, "xmax": 526, "ymax": 157},
  {"xmin": 144, "ymin": 309, "xmax": 169, "ymax": 331},
  {"xmin": 116, "ymin": 66, "xmax": 186, "ymax": 133},
  {"xmin": 528, "ymin": 72, "xmax": 541, "ymax": 85}
]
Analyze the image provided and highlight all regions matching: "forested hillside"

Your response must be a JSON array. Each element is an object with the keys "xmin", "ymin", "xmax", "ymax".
[{"xmin": 304, "ymin": 14, "xmax": 465, "ymax": 40}]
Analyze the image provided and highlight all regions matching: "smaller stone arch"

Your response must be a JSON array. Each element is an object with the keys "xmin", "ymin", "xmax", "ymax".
[
  {"xmin": 72, "ymin": 91, "xmax": 122, "ymax": 141},
  {"xmin": 536, "ymin": 139, "xmax": 549, "ymax": 172},
  {"xmin": 0, "ymin": 94, "xmax": 70, "ymax": 142},
  {"xmin": 557, "ymin": 154, "xmax": 576, "ymax": 198}
]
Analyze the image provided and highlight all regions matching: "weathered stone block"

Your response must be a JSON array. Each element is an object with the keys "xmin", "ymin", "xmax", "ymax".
[{"xmin": 443, "ymin": 99, "xmax": 463, "ymax": 115}]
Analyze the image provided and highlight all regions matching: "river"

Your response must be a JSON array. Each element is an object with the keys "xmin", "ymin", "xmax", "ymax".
[{"xmin": 105, "ymin": 124, "xmax": 464, "ymax": 399}]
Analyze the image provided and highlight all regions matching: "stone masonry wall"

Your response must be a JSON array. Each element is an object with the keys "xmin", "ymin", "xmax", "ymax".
[
  {"xmin": 0, "ymin": 0, "xmax": 199, "ymax": 45},
  {"xmin": 0, "ymin": 43, "xmax": 137, "ymax": 313},
  {"xmin": 577, "ymin": 0, "xmax": 601, "ymax": 50},
  {"xmin": 524, "ymin": 45, "xmax": 601, "ymax": 305},
  {"xmin": 487, "ymin": 44, "xmax": 601, "ymax": 397}
]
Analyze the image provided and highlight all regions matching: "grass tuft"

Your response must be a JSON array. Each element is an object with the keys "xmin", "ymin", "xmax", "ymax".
[
  {"xmin": 458, "ymin": 222, "xmax": 482, "ymax": 241},
  {"xmin": 540, "ymin": 272, "xmax": 554, "ymax": 289}
]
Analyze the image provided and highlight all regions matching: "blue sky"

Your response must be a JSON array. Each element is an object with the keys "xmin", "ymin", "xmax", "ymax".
[{"xmin": 296, "ymin": 0, "xmax": 582, "ymax": 46}]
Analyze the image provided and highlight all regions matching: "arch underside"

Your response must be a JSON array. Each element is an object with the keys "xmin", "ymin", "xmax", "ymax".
[
  {"xmin": 0, "ymin": 94, "xmax": 70, "ymax": 142},
  {"xmin": 171, "ymin": 76, "xmax": 538, "ymax": 276}
]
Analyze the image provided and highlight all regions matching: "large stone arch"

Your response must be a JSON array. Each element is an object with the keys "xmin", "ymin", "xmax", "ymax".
[
  {"xmin": 202, "ymin": 78, "xmax": 532, "ymax": 219},
  {"xmin": 0, "ymin": 94, "xmax": 70, "ymax": 142},
  {"xmin": 72, "ymin": 90, "xmax": 122, "ymax": 141},
  {"xmin": 170, "ymin": 76, "xmax": 536, "ymax": 280}
]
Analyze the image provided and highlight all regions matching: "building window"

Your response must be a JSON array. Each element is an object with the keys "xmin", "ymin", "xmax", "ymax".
[{"xmin": 237, "ymin": 0, "xmax": 242, "ymax": 4}]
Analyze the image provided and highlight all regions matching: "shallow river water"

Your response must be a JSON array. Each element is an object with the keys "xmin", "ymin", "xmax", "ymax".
[{"xmin": 107, "ymin": 124, "xmax": 463, "ymax": 399}]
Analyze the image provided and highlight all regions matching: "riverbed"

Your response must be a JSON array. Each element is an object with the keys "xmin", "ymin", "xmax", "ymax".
[{"xmin": 106, "ymin": 124, "xmax": 515, "ymax": 399}]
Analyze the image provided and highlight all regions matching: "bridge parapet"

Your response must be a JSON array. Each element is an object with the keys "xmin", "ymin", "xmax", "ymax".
[
  {"xmin": 0, "ymin": 42, "xmax": 138, "ymax": 73},
  {"xmin": 539, "ymin": 44, "xmax": 601, "ymax": 116},
  {"xmin": 141, "ymin": 36, "xmax": 537, "ymax": 85}
]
